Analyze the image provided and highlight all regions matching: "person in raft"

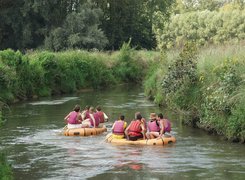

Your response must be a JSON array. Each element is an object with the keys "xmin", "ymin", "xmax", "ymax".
[
  {"xmin": 135, "ymin": 111, "xmax": 147, "ymax": 135},
  {"xmin": 158, "ymin": 113, "xmax": 172, "ymax": 136},
  {"xmin": 95, "ymin": 106, "xmax": 109, "ymax": 127},
  {"xmin": 146, "ymin": 113, "xmax": 161, "ymax": 139},
  {"xmin": 111, "ymin": 115, "xmax": 127, "ymax": 139},
  {"xmin": 82, "ymin": 106, "xmax": 100, "ymax": 128},
  {"xmin": 125, "ymin": 113, "xmax": 146, "ymax": 141},
  {"xmin": 64, "ymin": 105, "xmax": 88, "ymax": 129},
  {"xmin": 81, "ymin": 105, "xmax": 90, "ymax": 120}
]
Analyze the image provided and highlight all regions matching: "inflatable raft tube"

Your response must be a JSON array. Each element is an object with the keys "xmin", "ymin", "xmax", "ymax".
[
  {"xmin": 105, "ymin": 133, "xmax": 176, "ymax": 146},
  {"xmin": 64, "ymin": 125, "xmax": 107, "ymax": 136}
]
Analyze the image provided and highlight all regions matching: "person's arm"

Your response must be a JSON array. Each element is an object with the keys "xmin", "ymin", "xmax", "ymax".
[
  {"xmin": 64, "ymin": 112, "xmax": 70, "ymax": 123},
  {"xmin": 159, "ymin": 120, "xmax": 165, "ymax": 138},
  {"xmin": 90, "ymin": 114, "xmax": 96, "ymax": 128},
  {"xmin": 124, "ymin": 122, "xmax": 132, "ymax": 136},
  {"xmin": 77, "ymin": 113, "xmax": 83, "ymax": 123},
  {"xmin": 103, "ymin": 113, "xmax": 109, "ymax": 122},
  {"xmin": 141, "ymin": 123, "xmax": 146, "ymax": 140}
]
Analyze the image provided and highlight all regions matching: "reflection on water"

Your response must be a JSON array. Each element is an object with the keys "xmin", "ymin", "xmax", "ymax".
[
  {"xmin": 1, "ymin": 85, "xmax": 245, "ymax": 180},
  {"xmin": 29, "ymin": 97, "xmax": 79, "ymax": 105}
]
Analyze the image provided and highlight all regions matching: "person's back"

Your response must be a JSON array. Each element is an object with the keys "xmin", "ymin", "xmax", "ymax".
[
  {"xmin": 146, "ymin": 113, "xmax": 161, "ymax": 139},
  {"xmin": 147, "ymin": 120, "xmax": 160, "ymax": 132},
  {"xmin": 163, "ymin": 119, "xmax": 171, "ymax": 132},
  {"xmin": 158, "ymin": 113, "xmax": 172, "ymax": 135},
  {"xmin": 68, "ymin": 111, "xmax": 79, "ymax": 124},
  {"xmin": 125, "ymin": 113, "xmax": 145, "ymax": 141},
  {"xmin": 112, "ymin": 115, "xmax": 127, "ymax": 139},
  {"xmin": 92, "ymin": 112, "xmax": 100, "ymax": 127},
  {"xmin": 64, "ymin": 105, "xmax": 84, "ymax": 129}
]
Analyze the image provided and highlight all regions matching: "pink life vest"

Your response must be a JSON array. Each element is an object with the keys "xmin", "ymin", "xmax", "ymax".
[
  {"xmin": 147, "ymin": 120, "xmax": 160, "ymax": 132},
  {"xmin": 96, "ymin": 111, "xmax": 105, "ymax": 123},
  {"xmin": 89, "ymin": 113, "xmax": 100, "ymax": 127},
  {"xmin": 164, "ymin": 119, "xmax": 171, "ymax": 132},
  {"xmin": 68, "ymin": 111, "xmax": 79, "ymax": 124},
  {"xmin": 113, "ymin": 121, "xmax": 125, "ymax": 135},
  {"xmin": 85, "ymin": 111, "xmax": 90, "ymax": 119}
]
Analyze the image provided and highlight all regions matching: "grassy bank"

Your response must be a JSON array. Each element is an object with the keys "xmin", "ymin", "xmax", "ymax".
[
  {"xmin": 144, "ymin": 42, "xmax": 245, "ymax": 143},
  {"xmin": 0, "ymin": 42, "xmax": 158, "ymax": 104},
  {"xmin": 0, "ymin": 153, "xmax": 13, "ymax": 180}
]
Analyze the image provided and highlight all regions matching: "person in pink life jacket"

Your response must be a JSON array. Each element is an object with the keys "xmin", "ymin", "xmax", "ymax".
[
  {"xmin": 146, "ymin": 113, "xmax": 161, "ymax": 139},
  {"xmin": 82, "ymin": 106, "xmax": 100, "ymax": 128},
  {"xmin": 81, "ymin": 105, "xmax": 90, "ymax": 120},
  {"xmin": 111, "ymin": 115, "xmax": 127, "ymax": 139},
  {"xmin": 64, "ymin": 105, "xmax": 88, "ymax": 129},
  {"xmin": 95, "ymin": 105, "xmax": 109, "ymax": 127},
  {"xmin": 158, "ymin": 113, "xmax": 172, "ymax": 136}
]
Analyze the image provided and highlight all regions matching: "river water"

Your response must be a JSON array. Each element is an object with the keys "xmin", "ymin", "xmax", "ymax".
[{"xmin": 0, "ymin": 85, "xmax": 244, "ymax": 180}]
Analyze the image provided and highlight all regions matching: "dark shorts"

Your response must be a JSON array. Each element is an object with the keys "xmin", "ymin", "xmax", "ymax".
[{"xmin": 128, "ymin": 134, "xmax": 143, "ymax": 141}]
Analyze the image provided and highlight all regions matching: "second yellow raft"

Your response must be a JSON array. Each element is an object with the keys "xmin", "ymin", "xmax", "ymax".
[
  {"xmin": 63, "ymin": 125, "xmax": 107, "ymax": 136},
  {"xmin": 105, "ymin": 133, "xmax": 176, "ymax": 146}
]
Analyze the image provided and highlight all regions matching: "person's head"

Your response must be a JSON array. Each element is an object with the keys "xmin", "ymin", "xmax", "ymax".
[
  {"xmin": 96, "ymin": 106, "xmax": 101, "ymax": 111},
  {"xmin": 150, "ymin": 113, "xmax": 157, "ymax": 120},
  {"xmin": 89, "ymin": 106, "xmax": 94, "ymax": 113},
  {"xmin": 85, "ymin": 105, "xmax": 90, "ymax": 111},
  {"xmin": 136, "ymin": 114, "xmax": 142, "ymax": 120},
  {"xmin": 73, "ymin": 105, "xmax": 81, "ymax": 112},
  {"xmin": 158, "ymin": 113, "xmax": 163, "ymax": 119},
  {"xmin": 120, "ymin": 115, "xmax": 125, "ymax": 120},
  {"xmin": 135, "ymin": 112, "xmax": 141, "ymax": 119}
]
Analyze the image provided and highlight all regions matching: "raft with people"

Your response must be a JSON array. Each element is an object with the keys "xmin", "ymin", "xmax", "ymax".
[
  {"xmin": 63, "ymin": 125, "xmax": 107, "ymax": 136},
  {"xmin": 63, "ymin": 105, "xmax": 108, "ymax": 136},
  {"xmin": 105, "ymin": 133, "xmax": 176, "ymax": 146}
]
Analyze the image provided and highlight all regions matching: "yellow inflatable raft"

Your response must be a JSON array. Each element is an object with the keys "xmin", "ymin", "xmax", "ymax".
[
  {"xmin": 63, "ymin": 126, "xmax": 107, "ymax": 136},
  {"xmin": 105, "ymin": 133, "xmax": 176, "ymax": 146}
]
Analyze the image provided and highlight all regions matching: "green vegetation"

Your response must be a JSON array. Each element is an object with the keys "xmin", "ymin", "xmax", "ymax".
[
  {"xmin": 0, "ymin": 44, "xmax": 153, "ymax": 103},
  {"xmin": 0, "ymin": 0, "xmax": 244, "ymax": 143},
  {"xmin": 0, "ymin": 153, "xmax": 13, "ymax": 179},
  {"xmin": 144, "ymin": 42, "xmax": 245, "ymax": 142},
  {"xmin": 154, "ymin": 0, "xmax": 245, "ymax": 50}
]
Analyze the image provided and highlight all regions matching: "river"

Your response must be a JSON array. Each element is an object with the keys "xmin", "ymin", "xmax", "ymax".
[{"xmin": 0, "ymin": 85, "xmax": 244, "ymax": 180}]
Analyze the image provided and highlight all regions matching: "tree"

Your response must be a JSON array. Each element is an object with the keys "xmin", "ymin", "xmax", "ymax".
[{"xmin": 45, "ymin": 0, "xmax": 108, "ymax": 51}]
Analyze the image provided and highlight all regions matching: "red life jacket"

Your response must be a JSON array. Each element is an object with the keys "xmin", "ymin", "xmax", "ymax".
[
  {"xmin": 113, "ymin": 120, "xmax": 125, "ymax": 135},
  {"xmin": 128, "ymin": 120, "xmax": 142, "ymax": 136},
  {"xmin": 147, "ymin": 120, "xmax": 160, "ymax": 132},
  {"xmin": 96, "ymin": 111, "xmax": 105, "ymax": 123}
]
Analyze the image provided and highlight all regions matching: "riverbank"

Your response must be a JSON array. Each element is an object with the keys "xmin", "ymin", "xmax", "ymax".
[
  {"xmin": 1, "ymin": 42, "xmax": 244, "ymax": 143},
  {"xmin": 144, "ymin": 42, "xmax": 245, "ymax": 143}
]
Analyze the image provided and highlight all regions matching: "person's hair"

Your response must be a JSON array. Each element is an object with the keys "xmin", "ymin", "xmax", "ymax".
[
  {"xmin": 135, "ymin": 112, "xmax": 141, "ymax": 119},
  {"xmin": 89, "ymin": 106, "xmax": 94, "ymax": 112},
  {"xmin": 73, "ymin": 105, "xmax": 81, "ymax": 112},
  {"xmin": 120, "ymin": 115, "xmax": 125, "ymax": 120},
  {"xmin": 85, "ymin": 105, "xmax": 90, "ymax": 110},
  {"xmin": 158, "ymin": 113, "xmax": 163, "ymax": 119},
  {"xmin": 136, "ymin": 114, "xmax": 142, "ymax": 120},
  {"xmin": 96, "ymin": 106, "xmax": 101, "ymax": 111}
]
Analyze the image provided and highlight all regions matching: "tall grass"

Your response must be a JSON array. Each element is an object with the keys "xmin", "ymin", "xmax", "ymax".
[{"xmin": 144, "ymin": 42, "xmax": 245, "ymax": 142}]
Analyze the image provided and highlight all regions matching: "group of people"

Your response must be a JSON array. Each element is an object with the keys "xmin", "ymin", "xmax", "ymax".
[
  {"xmin": 64, "ymin": 105, "xmax": 172, "ymax": 141},
  {"xmin": 64, "ymin": 105, "xmax": 108, "ymax": 129},
  {"xmin": 111, "ymin": 112, "xmax": 171, "ymax": 141}
]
